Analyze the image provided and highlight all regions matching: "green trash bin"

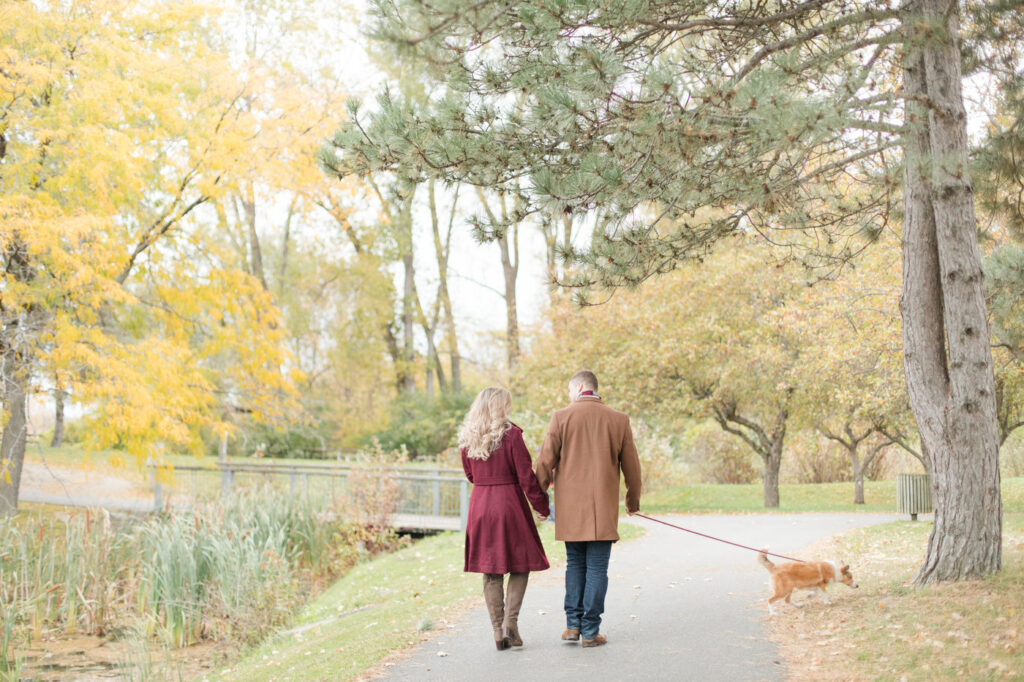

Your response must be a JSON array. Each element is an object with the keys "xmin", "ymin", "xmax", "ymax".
[{"xmin": 897, "ymin": 473, "xmax": 932, "ymax": 521}]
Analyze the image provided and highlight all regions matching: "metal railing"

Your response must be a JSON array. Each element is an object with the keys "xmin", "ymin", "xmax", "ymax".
[{"xmin": 150, "ymin": 461, "xmax": 470, "ymax": 531}]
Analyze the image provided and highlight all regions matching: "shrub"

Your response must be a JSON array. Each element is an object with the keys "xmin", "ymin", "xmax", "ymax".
[
  {"xmin": 681, "ymin": 422, "xmax": 760, "ymax": 485},
  {"xmin": 244, "ymin": 421, "xmax": 329, "ymax": 459},
  {"xmin": 39, "ymin": 419, "xmax": 93, "ymax": 447},
  {"xmin": 1001, "ymin": 431, "xmax": 1024, "ymax": 477},
  {"xmin": 630, "ymin": 420, "xmax": 687, "ymax": 493},
  {"xmin": 200, "ymin": 420, "xmax": 332, "ymax": 460},
  {"xmin": 368, "ymin": 391, "xmax": 473, "ymax": 459},
  {"xmin": 342, "ymin": 445, "xmax": 405, "ymax": 551},
  {"xmin": 787, "ymin": 431, "xmax": 851, "ymax": 484}
]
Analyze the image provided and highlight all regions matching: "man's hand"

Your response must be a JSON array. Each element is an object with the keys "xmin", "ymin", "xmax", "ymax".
[{"xmin": 535, "ymin": 513, "xmax": 548, "ymax": 522}]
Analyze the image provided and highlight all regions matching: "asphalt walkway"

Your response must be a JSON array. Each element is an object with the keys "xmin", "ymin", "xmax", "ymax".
[{"xmin": 378, "ymin": 512, "xmax": 897, "ymax": 682}]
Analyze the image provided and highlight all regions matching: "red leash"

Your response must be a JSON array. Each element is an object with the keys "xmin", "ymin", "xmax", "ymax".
[{"xmin": 633, "ymin": 513, "xmax": 807, "ymax": 564}]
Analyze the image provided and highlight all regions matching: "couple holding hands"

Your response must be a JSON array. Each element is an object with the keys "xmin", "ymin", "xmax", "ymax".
[{"xmin": 457, "ymin": 370, "xmax": 643, "ymax": 651}]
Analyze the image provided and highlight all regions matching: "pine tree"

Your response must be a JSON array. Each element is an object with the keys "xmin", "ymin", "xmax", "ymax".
[{"xmin": 324, "ymin": 0, "xmax": 1019, "ymax": 583}]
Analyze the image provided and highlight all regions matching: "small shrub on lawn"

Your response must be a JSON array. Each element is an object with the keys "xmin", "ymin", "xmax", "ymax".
[{"xmin": 368, "ymin": 391, "xmax": 474, "ymax": 459}]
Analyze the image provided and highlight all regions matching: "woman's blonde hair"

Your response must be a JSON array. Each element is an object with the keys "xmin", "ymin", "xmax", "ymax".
[{"xmin": 458, "ymin": 387, "xmax": 513, "ymax": 460}]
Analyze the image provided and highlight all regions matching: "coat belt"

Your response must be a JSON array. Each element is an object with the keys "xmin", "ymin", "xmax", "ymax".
[{"xmin": 473, "ymin": 477, "xmax": 516, "ymax": 486}]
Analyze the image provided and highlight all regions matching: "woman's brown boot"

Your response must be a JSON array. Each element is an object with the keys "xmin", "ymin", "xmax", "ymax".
[
  {"xmin": 483, "ymin": 574, "xmax": 510, "ymax": 650},
  {"xmin": 503, "ymin": 572, "xmax": 529, "ymax": 646}
]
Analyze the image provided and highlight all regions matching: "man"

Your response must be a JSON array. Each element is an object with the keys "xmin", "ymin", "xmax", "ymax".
[{"xmin": 534, "ymin": 370, "xmax": 642, "ymax": 648}]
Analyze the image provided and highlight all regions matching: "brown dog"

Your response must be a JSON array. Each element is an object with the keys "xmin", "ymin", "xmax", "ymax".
[{"xmin": 758, "ymin": 552, "xmax": 858, "ymax": 616}]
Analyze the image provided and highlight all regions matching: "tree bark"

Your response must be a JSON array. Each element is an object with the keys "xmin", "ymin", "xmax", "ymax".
[
  {"xmin": 711, "ymin": 399, "xmax": 787, "ymax": 508},
  {"xmin": 429, "ymin": 181, "xmax": 461, "ymax": 393},
  {"xmin": 51, "ymin": 384, "xmax": 66, "ymax": 448},
  {"xmin": 278, "ymin": 196, "xmax": 297, "ymax": 293},
  {"xmin": 851, "ymin": 451, "xmax": 865, "ymax": 505},
  {"xmin": 0, "ymin": 238, "xmax": 36, "ymax": 515},
  {"xmin": 383, "ymin": 321, "xmax": 406, "ymax": 393},
  {"xmin": 994, "ymin": 376, "xmax": 1024, "ymax": 445},
  {"xmin": 498, "ymin": 229, "xmax": 520, "ymax": 370},
  {"xmin": 398, "ymin": 191, "xmax": 418, "ymax": 393},
  {"xmin": 0, "ymin": 356, "xmax": 28, "ymax": 515},
  {"xmin": 243, "ymin": 183, "xmax": 268, "ymax": 290},
  {"xmin": 762, "ymin": 440, "xmax": 782, "ymax": 508},
  {"xmin": 478, "ymin": 188, "xmax": 521, "ymax": 370},
  {"xmin": 900, "ymin": 0, "xmax": 1002, "ymax": 583},
  {"xmin": 820, "ymin": 422, "xmax": 875, "ymax": 504}
]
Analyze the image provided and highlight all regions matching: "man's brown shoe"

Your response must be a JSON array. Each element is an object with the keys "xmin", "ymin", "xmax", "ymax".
[
  {"xmin": 561, "ymin": 628, "xmax": 580, "ymax": 642},
  {"xmin": 581, "ymin": 634, "xmax": 607, "ymax": 648}
]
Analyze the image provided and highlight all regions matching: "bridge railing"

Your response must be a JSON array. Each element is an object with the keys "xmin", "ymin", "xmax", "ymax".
[{"xmin": 150, "ymin": 461, "xmax": 469, "ymax": 531}]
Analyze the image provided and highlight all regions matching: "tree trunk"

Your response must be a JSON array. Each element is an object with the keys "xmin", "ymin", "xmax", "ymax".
[
  {"xmin": 820, "ymin": 424, "xmax": 871, "ymax": 505},
  {"xmin": 498, "ymin": 230, "xmax": 519, "ymax": 370},
  {"xmin": 242, "ymin": 183, "xmax": 268, "ymax": 290},
  {"xmin": 0, "ymin": 359, "xmax": 28, "ymax": 515},
  {"xmin": 1, "ymin": 238, "xmax": 36, "ymax": 515},
  {"xmin": 51, "ymin": 385, "xmax": 66, "ymax": 448},
  {"xmin": 541, "ymin": 214, "xmax": 559, "ymax": 283},
  {"xmin": 278, "ymin": 196, "xmax": 297, "ymax": 293},
  {"xmin": 383, "ymin": 321, "xmax": 406, "ymax": 392},
  {"xmin": 445, "ymin": 313, "xmax": 461, "ymax": 394},
  {"xmin": 428, "ymin": 180, "xmax": 458, "ymax": 393},
  {"xmin": 762, "ymin": 440, "xmax": 782, "ymax": 508},
  {"xmin": 712, "ymin": 400, "xmax": 786, "ymax": 508},
  {"xmin": 900, "ymin": 0, "xmax": 1002, "ymax": 583},
  {"xmin": 423, "ymin": 330, "xmax": 446, "ymax": 394},
  {"xmin": 478, "ymin": 188, "xmax": 521, "ymax": 370},
  {"xmin": 851, "ymin": 450, "xmax": 865, "ymax": 505},
  {"xmin": 400, "ymin": 188, "xmax": 417, "ymax": 393}
]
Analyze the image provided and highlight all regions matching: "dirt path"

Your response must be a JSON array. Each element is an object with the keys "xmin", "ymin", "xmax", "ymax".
[
  {"xmin": 376, "ymin": 513, "xmax": 897, "ymax": 682},
  {"xmin": 18, "ymin": 460, "xmax": 154, "ymax": 511}
]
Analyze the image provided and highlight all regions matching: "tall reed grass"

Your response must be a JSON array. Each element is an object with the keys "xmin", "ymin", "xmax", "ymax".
[{"xmin": 0, "ymin": 487, "xmax": 401, "ymax": 657}]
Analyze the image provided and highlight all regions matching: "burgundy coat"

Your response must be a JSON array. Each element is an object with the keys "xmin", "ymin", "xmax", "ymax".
[{"xmin": 461, "ymin": 425, "xmax": 550, "ymax": 574}]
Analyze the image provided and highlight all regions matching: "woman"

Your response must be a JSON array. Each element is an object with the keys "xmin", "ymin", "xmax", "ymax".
[{"xmin": 458, "ymin": 387, "xmax": 550, "ymax": 650}]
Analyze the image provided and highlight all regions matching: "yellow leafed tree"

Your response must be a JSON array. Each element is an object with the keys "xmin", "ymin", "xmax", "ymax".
[{"xmin": 0, "ymin": 0, "xmax": 299, "ymax": 513}]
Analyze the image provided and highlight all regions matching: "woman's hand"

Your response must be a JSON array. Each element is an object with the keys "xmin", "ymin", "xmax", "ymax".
[{"xmin": 535, "ymin": 513, "xmax": 548, "ymax": 522}]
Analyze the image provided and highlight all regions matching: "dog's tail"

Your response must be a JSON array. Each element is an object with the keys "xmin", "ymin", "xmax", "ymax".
[{"xmin": 758, "ymin": 551, "xmax": 775, "ymax": 572}]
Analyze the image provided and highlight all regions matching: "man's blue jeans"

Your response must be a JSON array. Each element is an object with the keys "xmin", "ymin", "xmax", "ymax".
[{"xmin": 564, "ymin": 540, "xmax": 613, "ymax": 639}]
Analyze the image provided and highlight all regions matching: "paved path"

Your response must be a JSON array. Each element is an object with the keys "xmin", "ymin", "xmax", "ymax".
[
  {"xmin": 379, "ymin": 513, "xmax": 897, "ymax": 682},
  {"xmin": 19, "ymin": 461, "xmax": 158, "ymax": 512}
]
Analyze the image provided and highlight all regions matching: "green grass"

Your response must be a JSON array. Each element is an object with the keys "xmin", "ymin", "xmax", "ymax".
[
  {"xmin": 643, "ymin": 477, "xmax": 1024, "ymax": 514},
  {"xmin": 224, "ymin": 522, "xmax": 643, "ymax": 681}
]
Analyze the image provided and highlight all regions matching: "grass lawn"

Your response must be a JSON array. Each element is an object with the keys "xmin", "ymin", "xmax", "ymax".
[
  {"xmin": 643, "ymin": 477, "xmax": 1024, "ymax": 514},
  {"xmin": 768, "ymin": 513, "xmax": 1024, "ymax": 680},
  {"xmin": 222, "ymin": 522, "xmax": 643, "ymax": 682}
]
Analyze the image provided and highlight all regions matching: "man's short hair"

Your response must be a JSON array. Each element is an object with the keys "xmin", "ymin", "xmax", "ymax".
[{"xmin": 569, "ymin": 370, "xmax": 598, "ymax": 392}]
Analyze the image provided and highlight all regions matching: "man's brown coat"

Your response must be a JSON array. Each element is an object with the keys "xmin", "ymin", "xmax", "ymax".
[{"xmin": 534, "ymin": 397, "xmax": 642, "ymax": 541}]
